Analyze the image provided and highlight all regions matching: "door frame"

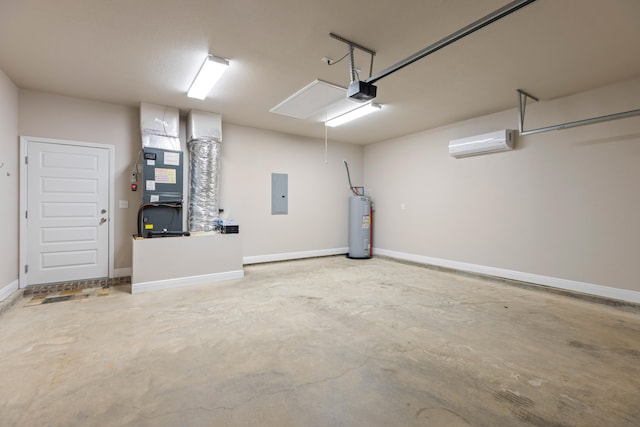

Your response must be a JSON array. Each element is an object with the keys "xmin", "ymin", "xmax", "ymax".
[{"xmin": 19, "ymin": 136, "xmax": 115, "ymax": 288}]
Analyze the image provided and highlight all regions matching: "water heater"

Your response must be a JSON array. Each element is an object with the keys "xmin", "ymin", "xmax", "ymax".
[{"xmin": 348, "ymin": 195, "xmax": 372, "ymax": 259}]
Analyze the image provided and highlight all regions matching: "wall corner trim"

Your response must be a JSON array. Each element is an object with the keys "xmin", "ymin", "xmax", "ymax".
[
  {"xmin": 0, "ymin": 279, "xmax": 20, "ymax": 302},
  {"xmin": 114, "ymin": 268, "xmax": 133, "ymax": 278},
  {"xmin": 132, "ymin": 270, "xmax": 244, "ymax": 294},
  {"xmin": 243, "ymin": 247, "xmax": 349, "ymax": 265},
  {"xmin": 374, "ymin": 248, "xmax": 640, "ymax": 304}
]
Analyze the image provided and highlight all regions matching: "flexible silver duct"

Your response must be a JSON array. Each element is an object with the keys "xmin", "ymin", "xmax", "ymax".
[{"xmin": 188, "ymin": 137, "xmax": 221, "ymax": 231}]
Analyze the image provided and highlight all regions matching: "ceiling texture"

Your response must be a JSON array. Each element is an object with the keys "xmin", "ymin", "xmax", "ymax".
[{"xmin": 1, "ymin": 0, "xmax": 639, "ymax": 145}]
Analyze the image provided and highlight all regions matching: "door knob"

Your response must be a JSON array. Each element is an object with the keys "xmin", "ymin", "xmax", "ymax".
[{"xmin": 100, "ymin": 218, "xmax": 107, "ymax": 224}]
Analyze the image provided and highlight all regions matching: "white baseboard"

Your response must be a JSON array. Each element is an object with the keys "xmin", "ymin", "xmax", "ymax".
[
  {"xmin": 0, "ymin": 279, "xmax": 20, "ymax": 302},
  {"xmin": 114, "ymin": 267, "xmax": 132, "ymax": 278},
  {"xmin": 243, "ymin": 247, "xmax": 348, "ymax": 265},
  {"xmin": 374, "ymin": 248, "xmax": 640, "ymax": 304},
  {"xmin": 132, "ymin": 270, "xmax": 244, "ymax": 294}
]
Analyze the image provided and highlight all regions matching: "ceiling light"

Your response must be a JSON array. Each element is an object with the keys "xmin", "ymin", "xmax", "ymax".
[
  {"xmin": 325, "ymin": 102, "xmax": 381, "ymax": 127},
  {"xmin": 187, "ymin": 54, "xmax": 229, "ymax": 100}
]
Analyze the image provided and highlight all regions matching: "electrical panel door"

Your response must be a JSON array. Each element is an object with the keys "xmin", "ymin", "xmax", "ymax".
[{"xmin": 271, "ymin": 173, "xmax": 288, "ymax": 215}]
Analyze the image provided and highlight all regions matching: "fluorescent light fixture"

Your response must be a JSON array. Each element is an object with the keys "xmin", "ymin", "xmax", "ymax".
[
  {"xmin": 325, "ymin": 102, "xmax": 382, "ymax": 127},
  {"xmin": 187, "ymin": 54, "xmax": 229, "ymax": 100}
]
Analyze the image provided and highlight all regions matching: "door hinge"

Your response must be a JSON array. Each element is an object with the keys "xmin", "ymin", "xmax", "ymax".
[
  {"xmin": 25, "ymin": 156, "xmax": 28, "ymax": 164},
  {"xmin": 25, "ymin": 210, "xmax": 28, "ymax": 219},
  {"xmin": 25, "ymin": 265, "xmax": 28, "ymax": 274}
]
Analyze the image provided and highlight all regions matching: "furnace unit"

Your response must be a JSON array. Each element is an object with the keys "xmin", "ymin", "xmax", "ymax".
[
  {"xmin": 137, "ymin": 103, "xmax": 186, "ymax": 238},
  {"xmin": 139, "ymin": 147, "xmax": 184, "ymax": 237}
]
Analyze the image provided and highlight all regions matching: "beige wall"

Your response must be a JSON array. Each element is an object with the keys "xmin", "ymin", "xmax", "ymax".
[
  {"xmin": 18, "ymin": 90, "xmax": 140, "ymax": 271},
  {"xmin": 18, "ymin": 76, "xmax": 638, "ymax": 297},
  {"xmin": 218, "ymin": 124, "xmax": 362, "ymax": 258},
  {"xmin": 364, "ymin": 77, "xmax": 640, "ymax": 293},
  {"xmin": 17, "ymin": 90, "xmax": 363, "ymax": 271},
  {"xmin": 0, "ymin": 70, "xmax": 19, "ymax": 289}
]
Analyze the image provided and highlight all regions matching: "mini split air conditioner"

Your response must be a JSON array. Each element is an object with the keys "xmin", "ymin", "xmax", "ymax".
[{"xmin": 448, "ymin": 129, "xmax": 515, "ymax": 158}]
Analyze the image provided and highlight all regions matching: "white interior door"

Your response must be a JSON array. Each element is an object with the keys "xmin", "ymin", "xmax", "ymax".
[{"xmin": 26, "ymin": 141, "xmax": 110, "ymax": 285}]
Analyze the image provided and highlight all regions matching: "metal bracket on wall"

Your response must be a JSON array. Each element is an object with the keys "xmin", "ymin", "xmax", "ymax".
[{"xmin": 517, "ymin": 89, "xmax": 640, "ymax": 136}]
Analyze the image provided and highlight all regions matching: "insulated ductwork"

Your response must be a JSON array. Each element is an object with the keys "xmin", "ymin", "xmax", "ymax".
[
  {"xmin": 140, "ymin": 102, "xmax": 181, "ymax": 151},
  {"xmin": 187, "ymin": 110, "xmax": 223, "ymax": 232}
]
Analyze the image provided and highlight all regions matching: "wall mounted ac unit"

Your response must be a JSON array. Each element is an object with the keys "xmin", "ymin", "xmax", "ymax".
[{"xmin": 448, "ymin": 129, "xmax": 515, "ymax": 158}]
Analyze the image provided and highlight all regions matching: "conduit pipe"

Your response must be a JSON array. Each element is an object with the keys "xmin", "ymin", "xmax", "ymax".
[{"xmin": 365, "ymin": 0, "xmax": 538, "ymax": 85}]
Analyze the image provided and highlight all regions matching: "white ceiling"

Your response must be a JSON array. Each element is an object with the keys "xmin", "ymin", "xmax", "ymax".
[{"xmin": 1, "ymin": 0, "xmax": 639, "ymax": 145}]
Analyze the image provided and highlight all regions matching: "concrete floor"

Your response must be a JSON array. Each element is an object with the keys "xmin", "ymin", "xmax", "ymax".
[{"xmin": 1, "ymin": 256, "xmax": 639, "ymax": 427}]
